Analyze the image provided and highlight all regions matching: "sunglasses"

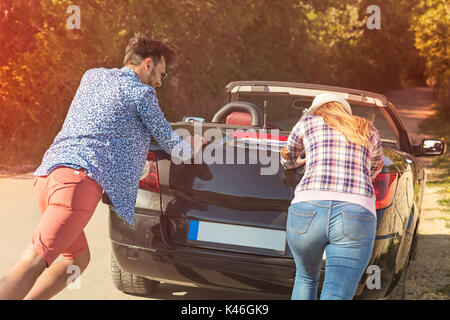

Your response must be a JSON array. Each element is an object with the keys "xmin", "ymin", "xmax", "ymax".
[{"xmin": 158, "ymin": 64, "xmax": 167, "ymax": 80}]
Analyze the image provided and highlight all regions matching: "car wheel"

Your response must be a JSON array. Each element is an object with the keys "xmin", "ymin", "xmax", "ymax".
[
  {"xmin": 409, "ymin": 220, "xmax": 420, "ymax": 261},
  {"xmin": 387, "ymin": 241, "xmax": 414, "ymax": 300},
  {"xmin": 111, "ymin": 253, "xmax": 160, "ymax": 296}
]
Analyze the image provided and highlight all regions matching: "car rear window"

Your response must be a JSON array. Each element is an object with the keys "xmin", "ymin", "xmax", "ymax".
[{"xmin": 236, "ymin": 93, "xmax": 399, "ymax": 147}]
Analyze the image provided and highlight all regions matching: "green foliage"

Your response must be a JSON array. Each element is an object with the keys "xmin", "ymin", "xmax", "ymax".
[
  {"xmin": 0, "ymin": 0, "xmax": 42, "ymax": 66},
  {"xmin": 413, "ymin": 0, "xmax": 450, "ymax": 120},
  {"xmin": 346, "ymin": 0, "xmax": 426, "ymax": 91},
  {"xmin": 0, "ymin": 0, "xmax": 447, "ymax": 165}
]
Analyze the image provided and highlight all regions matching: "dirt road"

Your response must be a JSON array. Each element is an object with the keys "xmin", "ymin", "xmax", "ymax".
[{"xmin": 0, "ymin": 87, "xmax": 448, "ymax": 300}]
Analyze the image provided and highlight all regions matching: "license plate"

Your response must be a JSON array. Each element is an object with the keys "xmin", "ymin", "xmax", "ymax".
[{"xmin": 188, "ymin": 220, "xmax": 286, "ymax": 252}]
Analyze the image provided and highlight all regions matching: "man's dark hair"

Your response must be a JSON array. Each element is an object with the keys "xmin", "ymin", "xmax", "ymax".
[{"xmin": 123, "ymin": 32, "xmax": 176, "ymax": 66}]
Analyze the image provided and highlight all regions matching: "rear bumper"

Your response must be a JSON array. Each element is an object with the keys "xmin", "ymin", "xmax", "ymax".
[
  {"xmin": 111, "ymin": 239, "xmax": 296, "ymax": 295},
  {"xmin": 108, "ymin": 208, "xmax": 386, "ymax": 298},
  {"xmin": 108, "ymin": 206, "xmax": 303, "ymax": 294}
]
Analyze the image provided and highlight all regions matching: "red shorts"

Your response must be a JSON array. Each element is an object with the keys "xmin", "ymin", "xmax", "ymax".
[{"xmin": 28, "ymin": 166, "xmax": 103, "ymax": 266}]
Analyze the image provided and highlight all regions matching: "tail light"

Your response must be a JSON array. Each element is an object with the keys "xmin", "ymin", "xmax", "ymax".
[
  {"xmin": 139, "ymin": 152, "xmax": 159, "ymax": 193},
  {"xmin": 373, "ymin": 172, "xmax": 398, "ymax": 209}
]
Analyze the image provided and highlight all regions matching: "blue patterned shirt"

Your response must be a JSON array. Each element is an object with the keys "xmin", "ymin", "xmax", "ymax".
[{"xmin": 34, "ymin": 66, "xmax": 193, "ymax": 225}]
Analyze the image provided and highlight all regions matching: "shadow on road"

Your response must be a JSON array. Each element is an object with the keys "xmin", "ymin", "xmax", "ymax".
[{"xmin": 404, "ymin": 234, "xmax": 450, "ymax": 300}]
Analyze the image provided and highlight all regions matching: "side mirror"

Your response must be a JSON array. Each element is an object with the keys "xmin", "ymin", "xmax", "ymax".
[{"xmin": 414, "ymin": 139, "xmax": 447, "ymax": 156}]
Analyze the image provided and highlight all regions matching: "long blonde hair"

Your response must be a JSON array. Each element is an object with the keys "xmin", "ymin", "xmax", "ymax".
[{"xmin": 313, "ymin": 101, "xmax": 373, "ymax": 146}]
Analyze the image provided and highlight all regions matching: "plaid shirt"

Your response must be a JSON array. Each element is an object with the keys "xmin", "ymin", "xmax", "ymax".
[{"xmin": 281, "ymin": 115, "xmax": 383, "ymax": 198}]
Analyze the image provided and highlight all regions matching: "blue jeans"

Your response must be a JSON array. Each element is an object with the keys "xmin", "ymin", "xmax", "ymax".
[{"xmin": 286, "ymin": 200, "xmax": 376, "ymax": 300}]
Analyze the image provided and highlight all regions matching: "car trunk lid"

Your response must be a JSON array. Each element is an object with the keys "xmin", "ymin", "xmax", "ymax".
[{"xmin": 152, "ymin": 124, "xmax": 298, "ymax": 257}]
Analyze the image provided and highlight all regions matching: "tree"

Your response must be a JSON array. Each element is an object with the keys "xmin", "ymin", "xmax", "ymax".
[
  {"xmin": 413, "ymin": 0, "xmax": 450, "ymax": 120},
  {"xmin": 0, "ymin": 0, "xmax": 41, "ymax": 66},
  {"xmin": 0, "ymin": 0, "xmax": 432, "ymax": 166}
]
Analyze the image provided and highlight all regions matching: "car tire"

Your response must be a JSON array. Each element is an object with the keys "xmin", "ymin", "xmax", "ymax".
[
  {"xmin": 409, "ymin": 220, "xmax": 420, "ymax": 261},
  {"xmin": 111, "ymin": 253, "xmax": 160, "ymax": 296},
  {"xmin": 386, "ymin": 239, "xmax": 414, "ymax": 300}
]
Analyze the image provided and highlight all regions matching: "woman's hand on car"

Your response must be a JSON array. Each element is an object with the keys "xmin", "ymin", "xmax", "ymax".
[{"xmin": 295, "ymin": 157, "xmax": 306, "ymax": 167}]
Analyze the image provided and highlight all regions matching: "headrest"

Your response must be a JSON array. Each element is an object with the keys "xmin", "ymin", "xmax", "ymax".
[{"xmin": 225, "ymin": 112, "xmax": 252, "ymax": 126}]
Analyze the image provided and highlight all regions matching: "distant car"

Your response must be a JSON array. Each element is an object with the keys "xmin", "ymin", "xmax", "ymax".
[{"xmin": 102, "ymin": 81, "xmax": 446, "ymax": 299}]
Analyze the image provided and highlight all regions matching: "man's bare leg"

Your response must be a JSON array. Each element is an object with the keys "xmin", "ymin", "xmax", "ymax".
[
  {"xmin": 24, "ymin": 251, "xmax": 90, "ymax": 300},
  {"xmin": 0, "ymin": 248, "xmax": 47, "ymax": 300}
]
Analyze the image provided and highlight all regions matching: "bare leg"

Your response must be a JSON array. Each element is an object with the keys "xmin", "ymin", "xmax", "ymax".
[
  {"xmin": 24, "ymin": 251, "xmax": 90, "ymax": 300},
  {"xmin": 0, "ymin": 248, "xmax": 47, "ymax": 300}
]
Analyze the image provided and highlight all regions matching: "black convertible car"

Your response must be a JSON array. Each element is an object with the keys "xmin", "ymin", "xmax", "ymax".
[{"xmin": 102, "ymin": 81, "xmax": 446, "ymax": 299}]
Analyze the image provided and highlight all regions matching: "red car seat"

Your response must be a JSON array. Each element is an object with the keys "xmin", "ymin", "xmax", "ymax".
[{"xmin": 225, "ymin": 112, "xmax": 252, "ymax": 126}]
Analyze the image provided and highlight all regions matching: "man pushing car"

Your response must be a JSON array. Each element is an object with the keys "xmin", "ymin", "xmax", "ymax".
[{"xmin": 0, "ymin": 33, "xmax": 204, "ymax": 299}]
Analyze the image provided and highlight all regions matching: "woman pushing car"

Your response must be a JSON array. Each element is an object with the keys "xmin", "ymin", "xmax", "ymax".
[{"xmin": 280, "ymin": 93, "xmax": 384, "ymax": 300}]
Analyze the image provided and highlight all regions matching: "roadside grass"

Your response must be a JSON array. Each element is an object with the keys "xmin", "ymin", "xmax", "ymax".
[
  {"xmin": 419, "ymin": 112, "xmax": 450, "ymax": 216},
  {"xmin": 435, "ymin": 284, "xmax": 450, "ymax": 296},
  {"xmin": 427, "ymin": 176, "xmax": 450, "ymax": 217},
  {"xmin": 430, "ymin": 215, "xmax": 450, "ymax": 229},
  {"xmin": 428, "ymin": 180, "xmax": 450, "ymax": 208},
  {"xmin": 426, "ymin": 177, "xmax": 450, "ymax": 230}
]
